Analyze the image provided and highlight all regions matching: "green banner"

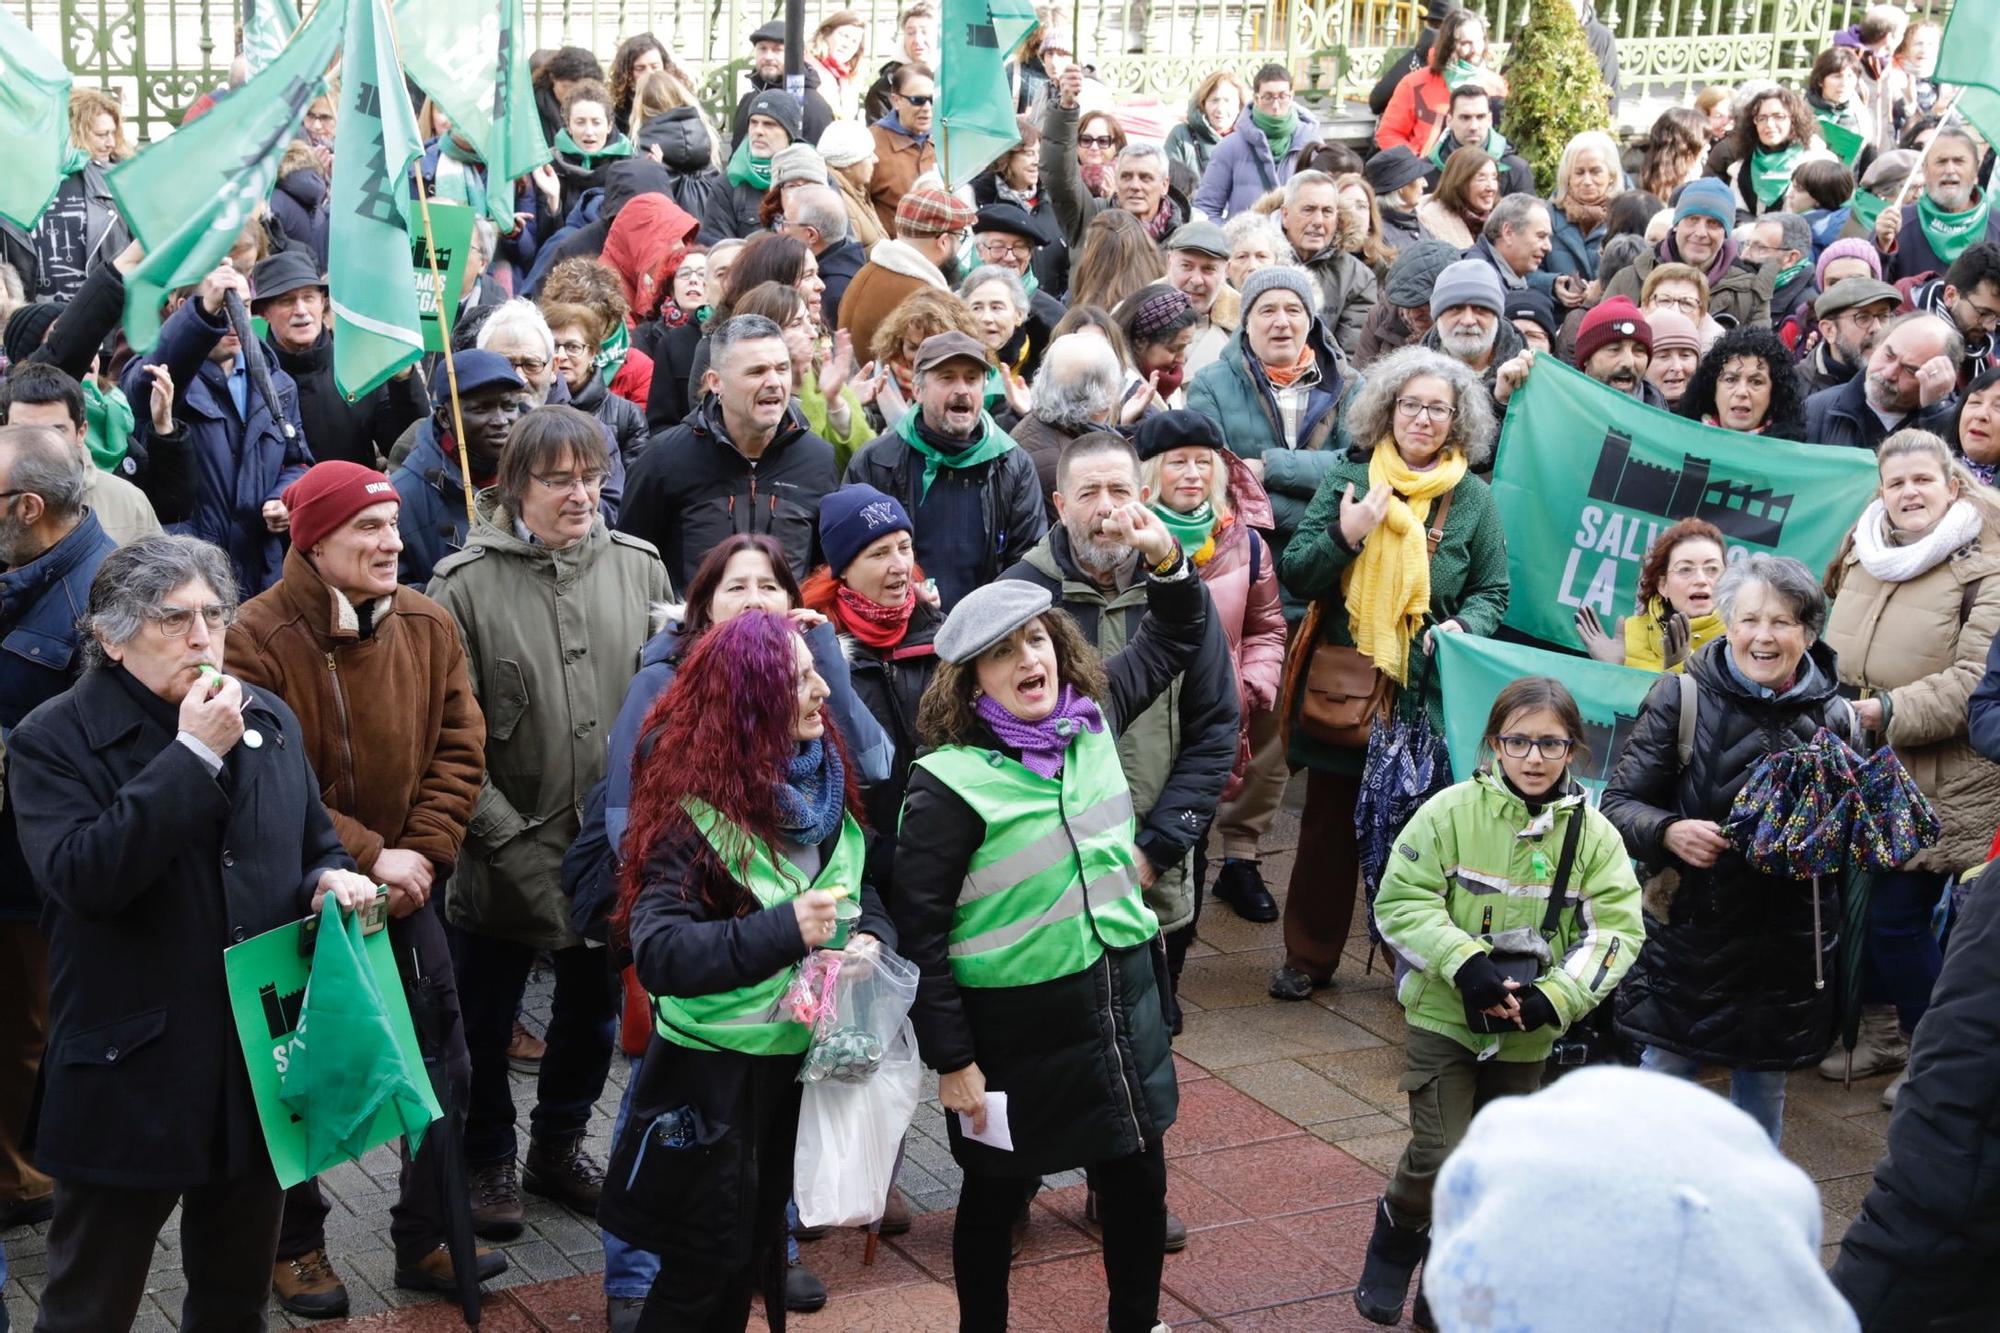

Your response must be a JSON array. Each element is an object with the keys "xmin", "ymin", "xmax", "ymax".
[
  {"xmin": 1936, "ymin": 4, "xmax": 2000, "ymax": 148},
  {"xmin": 1818, "ymin": 115, "xmax": 1865, "ymax": 168},
  {"xmin": 107, "ymin": 0, "xmax": 341, "ymax": 351},
  {"xmin": 1490, "ymin": 359, "xmax": 1878, "ymax": 651},
  {"xmin": 937, "ymin": 0, "xmax": 1041, "ymax": 188},
  {"xmin": 223, "ymin": 896, "xmax": 441, "ymax": 1189},
  {"xmin": 411, "ymin": 199, "xmax": 475, "ymax": 353},
  {"xmin": 395, "ymin": 0, "xmax": 551, "ymax": 229},
  {"xmin": 1434, "ymin": 632, "xmax": 1660, "ymax": 802},
  {"xmin": 329, "ymin": 0, "xmax": 427, "ymax": 399},
  {"xmin": 0, "ymin": 7, "xmax": 75, "ymax": 232},
  {"xmin": 241, "ymin": 0, "xmax": 300, "ymax": 77}
]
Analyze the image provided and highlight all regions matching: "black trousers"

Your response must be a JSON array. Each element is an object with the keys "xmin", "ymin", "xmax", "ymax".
[
  {"xmin": 449, "ymin": 928, "xmax": 619, "ymax": 1163},
  {"xmin": 953, "ymin": 1141, "xmax": 1168, "ymax": 1333},
  {"xmin": 278, "ymin": 901, "xmax": 471, "ymax": 1264},
  {"xmin": 34, "ymin": 1164, "xmax": 283, "ymax": 1332}
]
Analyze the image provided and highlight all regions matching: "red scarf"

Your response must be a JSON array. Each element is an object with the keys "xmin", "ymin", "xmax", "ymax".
[
  {"xmin": 834, "ymin": 583, "xmax": 915, "ymax": 648},
  {"xmin": 1262, "ymin": 343, "xmax": 1317, "ymax": 388}
]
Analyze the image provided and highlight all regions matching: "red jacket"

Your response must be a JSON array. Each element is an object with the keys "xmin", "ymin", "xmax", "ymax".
[
  {"xmin": 599, "ymin": 194, "xmax": 701, "ymax": 323},
  {"xmin": 1377, "ymin": 68, "xmax": 1451, "ymax": 155}
]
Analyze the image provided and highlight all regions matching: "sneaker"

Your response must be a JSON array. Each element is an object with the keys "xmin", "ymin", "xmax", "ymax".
[
  {"xmin": 524, "ymin": 1133, "xmax": 606, "ymax": 1210},
  {"xmin": 1882, "ymin": 1069, "xmax": 1908, "ymax": 1110},
  {"xmin": 1212, "ymin": 859, "xmax": 1279, "ymax": 923},
  {"xmin": 508, "ymin": 1019, "xmax": 547, "ymax": 1073},
  {"xmin": 785, "ymin": 1261, "xmax": 829, "ymax": 1312},
  {"xmin": 607, "ymin": 1297, "xmax": 647, "ymax": 1333},
  {"xmin": 393, "ymin": 1241, "xmax": 508, "ymax": 1291},
  {"xmin": 272, "ymin": 1249, "xmax": 349, "ymax": 1319},
  {"xmin": 879, "ymin": 1186, "xmax": 914, "ymax": 1236},
  {"xmin": 1269, "ymin": 965, "xmax": 1335, "ymax": 1001},
  {"xmin": 468, "ymin": 1157, "xmax": 525, "ymax": 1240}
]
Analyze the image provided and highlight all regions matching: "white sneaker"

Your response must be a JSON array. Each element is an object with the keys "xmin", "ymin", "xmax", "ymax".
[{"xmin": 1882, "ymin": 1069, "xmax": 1908, "ymax": 1110}]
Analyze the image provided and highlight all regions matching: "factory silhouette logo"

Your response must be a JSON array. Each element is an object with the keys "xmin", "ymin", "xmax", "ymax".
[{"xmin": 1587, "ymin": 428, "xmax": 1794, "ymax": 546}]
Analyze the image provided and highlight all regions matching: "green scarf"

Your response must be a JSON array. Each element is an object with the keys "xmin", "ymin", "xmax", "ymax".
[
  {"xmin": 1850, "ymin": 187, "xmax": 1891, "ymax": 235},
  {"xmin": 433, "ymin": 138, "xmax": 490, "ymax": 221},
  {"xmin": 726, "ymin": 136, "xmax": 773, "ymax": 192},
  {"xmin": 894, "ymin": 407, "xmax": 1017, "ymax": 499},
  {"xmin": 594, "ymin": 318, "xmax": 630, "ymax": 385},
  {"xmin": 1443, "ymin": 59, "xmax": 1485, "ymax": 91},
  {"xmin": 83, "ymin": 380, "xmax": 133, "ymax": 473},
  {"xmin": 554, "ymin": 128, "xmax": 634, "ymax": 170},
  {"xmin": 1427, "ymin": 124, "xmax": 1512, "ymax": 175},
  {"xmin": 1916, "ymin": 187, "xmax": 1994, "ymax": 266},
  {"xmin": 1251, "ymin": 107, "xmax": 1298, "ymax": 164},
  {"xmin": 1774, "ymin": 255, "xmax": 1813, "ymax": 291},
  {"xmin": 1748, "ymin": 143, "xmax": 1804, "ymax": 209},
  {"xmin": 1150, "ymin": 501, "xmax": 1217, "ymax": 557}
]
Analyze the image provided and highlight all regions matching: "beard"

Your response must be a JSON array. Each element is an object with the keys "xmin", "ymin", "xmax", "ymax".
[
  {"xmin": 1865, "ymin": 370, "xmax": 1916, "ymax": 415},
  {"xmin": 0, "ymin": 509, "xmax": 34, "ymax": 567},
  {"xmin": 1439, "ymin": 324, "xmax": 1497, "ymax": 361},
  {"xmin": 1066, "ymin": 521, "xmax": 1135, "ymax": 577},
  {"xmin": 1931, "ymin": 180, "xmax": 1975, "ymax": 212},
  {"xmin": 938, "ymin": 250, "xmax": 963, "ymax": 285}
]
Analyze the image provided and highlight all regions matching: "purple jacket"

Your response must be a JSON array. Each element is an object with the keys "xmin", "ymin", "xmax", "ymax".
[{"xmin": 1192, "ymin": 107, "xmax": 1322, "ymax": 221}]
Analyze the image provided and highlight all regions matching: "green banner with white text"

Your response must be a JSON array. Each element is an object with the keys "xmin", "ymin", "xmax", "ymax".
[{"xmin": 1489, "ymin": 359, "xmax": 1877, "ymax": 651}]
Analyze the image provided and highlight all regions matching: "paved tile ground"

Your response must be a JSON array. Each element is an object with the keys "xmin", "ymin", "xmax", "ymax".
[{"xmin": 1, "ymin": 781, "xmax": 1894, "ymax": 1330}]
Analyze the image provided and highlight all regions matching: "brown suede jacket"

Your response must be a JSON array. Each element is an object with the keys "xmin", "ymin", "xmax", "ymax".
[{"xmin": 227, "ymin": 545, "xmax": 486, "ymax": 878}]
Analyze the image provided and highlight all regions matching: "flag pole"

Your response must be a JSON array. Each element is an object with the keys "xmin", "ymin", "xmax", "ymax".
[{"xmin": 1891, "ymin": 104, "xmax": 1959, "ymax": 211}]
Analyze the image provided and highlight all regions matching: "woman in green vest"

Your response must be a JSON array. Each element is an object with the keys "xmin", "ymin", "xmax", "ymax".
[
  {"xmin": 598, "ymin": 609, "xmax": 894, "ymax": 1330},
  {"xmin": 893, "ymin": 506, "xmax": 1204, "ymax": 1333}
]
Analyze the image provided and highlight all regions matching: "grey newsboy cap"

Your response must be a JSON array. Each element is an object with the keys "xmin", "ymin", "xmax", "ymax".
[
  {"xmin": 934, "ymin": 580, "xmax": 1055, "ymax": 664},
  {"xmin": 1166, "ymin": 220, "xmax": 1231, "ymax": 259},
  {"xmin": 1239, "ymin": 265, "xmax": 1319, "ymax": 318}
]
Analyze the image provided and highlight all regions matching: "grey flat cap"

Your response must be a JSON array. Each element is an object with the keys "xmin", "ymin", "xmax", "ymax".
[
  {"xmin": 1166, "ymin": 221, "xmax": 1231, "ymax": 259},
  {"xmin": 934, "ymin": 580, "xmax": 1055, "ymax": 664}
]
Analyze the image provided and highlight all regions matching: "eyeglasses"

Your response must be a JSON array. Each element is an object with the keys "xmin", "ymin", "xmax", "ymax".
[
  {"xmin": 1077, "ymin": 134, "xmax": 1119, "ymax": 149},
  {"xmin": 978, "ymin": 237, "xmax": 1034, "ymax": 259},
  {"xmin": 1958, "ymin": 294, "xmax": 2000, "ymax": 333},
  {"xmin": 1667, "ymin": 561, "xmax": 1724, "ymax": 579},
  {"xmin": 552, "ymin": 340, "xmax": 591, "ymax": 357},
  {"xmin": 1495, "ymin": 735, "xmax": 1576, "ymax": 759},
  {"xmin": 1254, "ymin": 90, "xmax": 1293, "ymax": 108},
  {"xmin": 505, "ymin": 354, "xmax": 548, "ymax": 375},
  {"xmin": 1394, "ymin": 397, "xmax": 1457, "ymax": 423},
  {"xmin": 899, "ymin": 93, "xmax": 934, "ymax": 107},
  {"xmin": 530, "ymin": 471, "xmax": 610, "ymax": 494},
  {"xmin": 1754, "ymin": 111, "xmax": 1792, "ymax": 127},
  {"xmin": 149, "ymin": 604, "xmax": 235, "ymax": 637},
  {"xmin": 1648, "ymin": 294, "xmax": 1700, "ymax": 314}
]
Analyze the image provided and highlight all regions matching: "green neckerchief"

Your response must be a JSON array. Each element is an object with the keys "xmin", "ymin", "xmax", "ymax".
[
  {"xmin": 1150, "ymin": 500, "xmax": 1216, "ymax": 556},
  {"xmin": 1427, "ymin": 124, "xmax": 1512, "ymax": 175},
  {"xmin": 594, "ymin": 318, "xmax": 630, "ymax": 384},
  {"xmin": 1850, "ymin": 188, "xmax": 1891, "ymax": 234},
  {"xmin": 1443, "ymin": 59, "xmax": 1485, "ymax": 91},
  {"xmin": 726, "ymin": 136, "xmax": 773, "ymax": 191},
  {"xmin": 554, "ymin": 128, "xmax": 634, "ymax": 170},
  {"xmin": 894, "ymin": 406, "xmax": 1017, "ymax": 499},
  {"xmin": 432, "ymin": 138, "xmax": 490, "ymax": 222},
  {"xmin": 58, "ymin": 145, "xmax": 90, "ymax": 178},
  {"xmin": 1916, "ymin": 187, "xmax": 1995, "ymax": 266},
  {"xmin": 83, "ymin": 379, "xmax": 133, "ymax": 472},
  {"xmin": 1774, "ymin": 255, "xmax": 1813, "ymax": 290},
  {"xmin": 1748, "ymin": 143, "xmax": 1804, "ymax": 209},
  {"xmin": 1021, "ymin": 265, "xmax": 1040, "ymax": 297},
  {"xmin": 1251, "ymin": 107, "xmax": 1298, "ymax": 164}
]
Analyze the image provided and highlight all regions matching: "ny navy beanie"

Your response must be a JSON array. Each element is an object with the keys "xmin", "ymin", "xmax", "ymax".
[{"xmin": 819, "ymin": 483, "xmax": 914, "ymax": 579}]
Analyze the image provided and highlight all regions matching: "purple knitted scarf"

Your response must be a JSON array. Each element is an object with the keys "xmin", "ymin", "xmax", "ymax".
[{"xmin": 975, "ymin": 685, "xmax": 1106, "ymax": 778}]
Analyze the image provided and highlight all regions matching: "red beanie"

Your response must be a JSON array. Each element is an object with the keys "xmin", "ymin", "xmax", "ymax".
[
  {"xmin": 283, "ymin": 461, "xmax": 400, "ymax": 556},
  {"xmin": 1572, "ymin": 298, "xmax": 1654, "ymax": 369}
]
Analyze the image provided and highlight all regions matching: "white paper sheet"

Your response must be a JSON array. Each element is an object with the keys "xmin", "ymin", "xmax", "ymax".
[{"xmin": 957, "ymin": 1089, "xmax": 1013, "ymax": 1152}]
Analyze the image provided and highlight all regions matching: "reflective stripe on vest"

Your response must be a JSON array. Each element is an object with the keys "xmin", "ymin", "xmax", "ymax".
[
  {"xmin": 913, "ymin": 727, "xmax": 1158, "ymax": 989},
  {"xmin": 651, "ymin": 800, "xmax": 865, "ymax": 1056}
]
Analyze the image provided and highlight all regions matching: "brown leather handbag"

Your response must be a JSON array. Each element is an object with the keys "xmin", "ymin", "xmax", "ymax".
[{"xmin": 1282, "ymin": 489, "xmax": 1453, "ymax": 748}]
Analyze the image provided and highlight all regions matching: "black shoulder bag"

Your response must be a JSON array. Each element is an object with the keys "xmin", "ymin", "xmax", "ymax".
[{"xmin": 1464, "ymin": 804, "xmax": 1584, "ymax": 1035}]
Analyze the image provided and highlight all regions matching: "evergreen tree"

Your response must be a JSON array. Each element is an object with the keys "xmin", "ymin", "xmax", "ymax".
[{"xmin": 1500, "ymin": 0, "xmax": 1614, "ymax": 195}]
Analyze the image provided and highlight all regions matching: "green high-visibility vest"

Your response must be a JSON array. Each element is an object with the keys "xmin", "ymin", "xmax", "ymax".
[
  {"xmin": 913, "ymin": 726, "xmax": 1158, "ymax": 989},
  {"xmin": 651, "ymin": 799, "xmax": 865, "ymax": 1056}
]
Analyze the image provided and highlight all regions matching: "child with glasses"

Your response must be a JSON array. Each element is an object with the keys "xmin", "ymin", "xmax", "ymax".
[{"xmin": 1353, "ymin": 676, "xmax": 1643, "ymax": 1329}]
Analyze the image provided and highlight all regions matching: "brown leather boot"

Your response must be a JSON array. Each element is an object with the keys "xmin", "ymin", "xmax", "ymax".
[
  {"xmin": 272, "ymin": 1249, "xmax": 350, "ymax": 1320},
  {"xmin": 468, "ymin": 1156, "xmax": 525, "ymax": 1239},
  {"xmin": 393, "ymin": 1241, "xmax": 509, "ymax": 1291},
  {"xmin": 507, "ymin": 1019, "xmax": 547, "ymax": 1073},
  {"xmin": 879, "ymin": 1186, "xmax": 913, "ymax": 1236},
  {"xmin": 523, "ymin": 1133, "xmax": 606, "ymax": 1210}
]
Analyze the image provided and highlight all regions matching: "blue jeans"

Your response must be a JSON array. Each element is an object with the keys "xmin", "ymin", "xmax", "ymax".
[
  {"xmin": 601, "ymin": 1056, "xmax": 800, "ymax": 1299},
  {"xmin": 1865, "ymin": 869, "xmax": 1948, "ymax": 1035},
  {"xmin": 1641, "ymin": 1046, "xmax": 1788, "ymax": 1145}
]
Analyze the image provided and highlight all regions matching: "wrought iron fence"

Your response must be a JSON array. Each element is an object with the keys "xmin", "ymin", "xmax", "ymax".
[{"xmin": 15, "ymin": 0, "xmax": 1963, "ymax": 141}]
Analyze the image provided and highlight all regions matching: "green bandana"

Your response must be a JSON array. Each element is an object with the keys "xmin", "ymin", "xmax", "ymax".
[
  {"xmin": 83, "ymin": 380, "xmax": 133, "ymax": 473},
  {"xmin": 594, "ymin": 318, "xmax": 630, "ymax": 385},
  {"xmin": 726, "ymin": 136, "xmax": 773, "ymax": 192},
  {"xmin": 1250, "ymin": 107, "xmax": 1298, "ymax": 164},
  {"xmin": 1748, "ymin": 143, "xmax": 1804, "ymax": 209},
  {"xmin": 1150, "ymin": 500, "xmax": 1217, "ymax": 556},
  {"xmin": 1427, "ymin": 124, "xmax": 1512, "ymax": 176},
  {"xmin": 1774, "ymin": 256, "xmax": 1813, "ymax": 291},
  {"xmin": 894, "ymin": 407, "xmax": 1018, "ymax": 499},
  {"xmin": 1916, "ymin": 187, "xmax": 1994, "ymax": 266},
  {"xmin": 554, "ymin": 128, "xmax": 634, "ymax": 171},
  {"xmin": 1443, "ymin": 59, "xmax": 1485, "ymax": 91}
]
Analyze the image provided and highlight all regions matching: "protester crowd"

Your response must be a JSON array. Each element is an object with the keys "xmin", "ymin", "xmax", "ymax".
[{"xmin": 4, "ymin": 1, "xmax": 2000, "ymax": 1331}]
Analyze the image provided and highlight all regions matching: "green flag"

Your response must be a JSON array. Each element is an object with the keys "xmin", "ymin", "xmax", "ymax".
[
  {"xmin": 1490, "ymin": 359, "xmax": 1878, "ymax": 651},
  {"xmin": 107, "ymin": 0, "xmax": 340, "ymax": 352},
  {"xmin": 0, "ymin": 7, "xmax": 76, "ymax": 231},
  {"xmin": 329, "ymin": 0, "xmax": 426, "ymax": 399},
  {"xmin": 1935, "ymin": 2, "xmax": 2000, "ymax": 146},
  {"xmin": 1817, "ymin": 115, "xmax": 1865, "ymax": 169},
  {"xmin": 1434, "ymin": 632, "xmax": 1660, "ymax": 802},
  {"xmin": 937, "ymin": 0, "xmax": 1041, "ymax": 188},
  {"xmin": 1947, "ymin": 84, "xmax": 2000, "ymax": 151},
  {"xmin": 241, "ymin": 0, "xmax": 300, "ymax": 76},
  {"xmin": 394, "ymin": 0, "xmax": 551, "ymax": 228}
]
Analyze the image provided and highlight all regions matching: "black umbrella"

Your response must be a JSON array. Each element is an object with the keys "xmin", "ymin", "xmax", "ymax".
[{"xmin": 407, "ymin": 968, "xmax": 482, "ymax": 1328}]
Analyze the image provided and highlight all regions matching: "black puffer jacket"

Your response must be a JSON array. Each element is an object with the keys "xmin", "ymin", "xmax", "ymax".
[
  {"xmin": 1604, "ymin": 638, "xmax": 1855, "ymax": 1070},
  {"xmin": 839, "ymin": 599, "xmax": 941, "ymax": 899},
  {"xmin": 636, "ymin": 109, "xmax": 732, "ymax": 246},
  {"xmin": 571, "ymin": 371, "xmax": 648, "ymax": 470},
  {"xmin": 267, "ymin": 331, "xmax": 430, "ymax": 469}
]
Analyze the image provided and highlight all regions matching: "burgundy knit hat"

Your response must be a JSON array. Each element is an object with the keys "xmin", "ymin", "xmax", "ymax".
[
  {"xmin": 1572, "ymin": 298, "xmax": 1654, "ymax": 368},
  {"xmin": 283, "ymin": 461, "xmax": 400, "ymax": 556}
]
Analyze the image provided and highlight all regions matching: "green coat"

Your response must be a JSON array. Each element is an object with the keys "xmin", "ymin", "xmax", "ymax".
[
  {"xmin": 1375, "ymin": 772, "xmax": 1644, "ymax": 1061},
  {"xmin": 1278, "ymin": 445, "xmax": 1510, "ymax": 772},
  {"xmin": 428, "ymin": 492, "xmax": 670, "ymax": 949}
]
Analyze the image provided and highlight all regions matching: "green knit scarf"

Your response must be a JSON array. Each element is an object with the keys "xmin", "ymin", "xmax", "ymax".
[
  {"xmin": 1251, "ymin": 107, "xmax": 1298, "ymax": 164},
  {"xmin": 1150, "ymin": 501, "xmax": 1217, "ymax": 558}
]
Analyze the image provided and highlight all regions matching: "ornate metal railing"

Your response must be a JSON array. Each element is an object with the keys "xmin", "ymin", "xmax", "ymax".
[{"xmin": 16, "ymin": 0, "xmax": 1960, "ymax": 141}]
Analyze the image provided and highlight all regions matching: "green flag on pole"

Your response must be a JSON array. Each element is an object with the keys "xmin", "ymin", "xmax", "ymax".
[
  {"xmin": 1935, "ymin": 2, "xmax": 2000, "ymax": 145},
  {"xmin": 1489, "ymin": 359, "xmax": 1878, "ymax": 651},
  {"xmin": 1433, "ymin": 632, "xmax": 1660, "ymax": 803},
  {"xmin": 107, "ymin": 0, "xmax": 341, "ymax": 352},
  {"xmin": 937, "ymin": 0, "xmax": 1041, "ymax": 188},
  {"xmin": 393, "ymin": 0, "xmax": 551, "ymax": 229},
  {"xmin": 329, "ymin": 0, "xmax": 426, "ymax": 399},
  {"xmin": 242, "ymin": 0, "xmax": 300, "ymax": 76},
  {"xmin": 0, "ymin": 7, "xmax": 76, "ymax": 231},
  {"xmin": 1817, "ymin": 115, "xmax": 1865, "ymax": 168}
]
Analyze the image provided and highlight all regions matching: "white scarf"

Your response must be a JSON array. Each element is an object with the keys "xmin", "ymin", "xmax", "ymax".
[{"xmin": 1852, "ymin": 497, "xmax": 1983, "ymax": 583}]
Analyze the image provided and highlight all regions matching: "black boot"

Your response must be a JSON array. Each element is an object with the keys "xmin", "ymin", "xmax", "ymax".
[
  {"xmin": 1411, "ymin": 1284, "xmax": 1436, "ymax": 1332},
  {"xmin": 1353, "ymin": 1198, "xmax": 1427, "ymax": 1326}
]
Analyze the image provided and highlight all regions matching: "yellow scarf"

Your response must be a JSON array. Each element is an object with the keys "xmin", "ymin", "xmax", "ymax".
[
  {"xmin": 1621, "ymin": 597, "xmax": 1725, "ymax": 673},
  {"xmin": 1341, "ymin": 439, "xmax": 1468, "ymax": 684}
]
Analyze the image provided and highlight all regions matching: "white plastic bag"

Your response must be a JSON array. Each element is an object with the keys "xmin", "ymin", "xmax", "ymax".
[{"xmin": 793, "ymin": 1019, "xmax": 922, "ymax": 1228}]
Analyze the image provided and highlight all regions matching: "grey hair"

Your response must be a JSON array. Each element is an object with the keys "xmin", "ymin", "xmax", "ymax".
[
  {"xmin": 1283, "ymin": 168, "xmax": 1337, "ymax": 209},
  {"xmin": 1223, "ymin": 211, "xmax": 1297, "ymax": 265},
  {"xmin": 1877, "ymin": 309, "xmax": 1967, "ymax": 371},
  {"xmin": 709, "ymin": 312, "xmax": 787, "ymax": 370},
  {"xmin": 470, "ymin": 217, "xmax": 499, "ymax": 260},
  {"xmin": 475, "ymin": 298, "xmax": 555, "ymax": 363},
  {"xmin": 1598, "ymin": 233, "xmax": 1650, "ymax": 288},
  {"xmin": 1483, "ymin": 192, "xmax": 1550, "ymax": 243},
  {"xmin": 1341, "ymin": 346, "xmax": 1498, "ymax": 468},
  {"xmin": 1762, "ymin": 211, "xmax": 1813, "ymax": 256},
  {"xmin": 1030, "ymin": 332, "xmax": 1121, "ymax": 429},
  {"xmin": 1715, "ymin": 552, "xmax": 1827, "ymax": 640},
  {"xmin": 786, "ymin": 183, "xmax": 849, "ymax": 241},
  {"xmin": 959, "ymin": 264, "xmax": 1029, "ymax": 315},
  {"xmin": 1114, "ymin": 141, "xmax": 1168, "ymax": 175},
  {"xmin": 0, "ymin": 424, "xmax": 85, "ymax": 519},
  {"xmin": 80, "ymin": 535, "xmax": 238, "ymax": 671}
]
